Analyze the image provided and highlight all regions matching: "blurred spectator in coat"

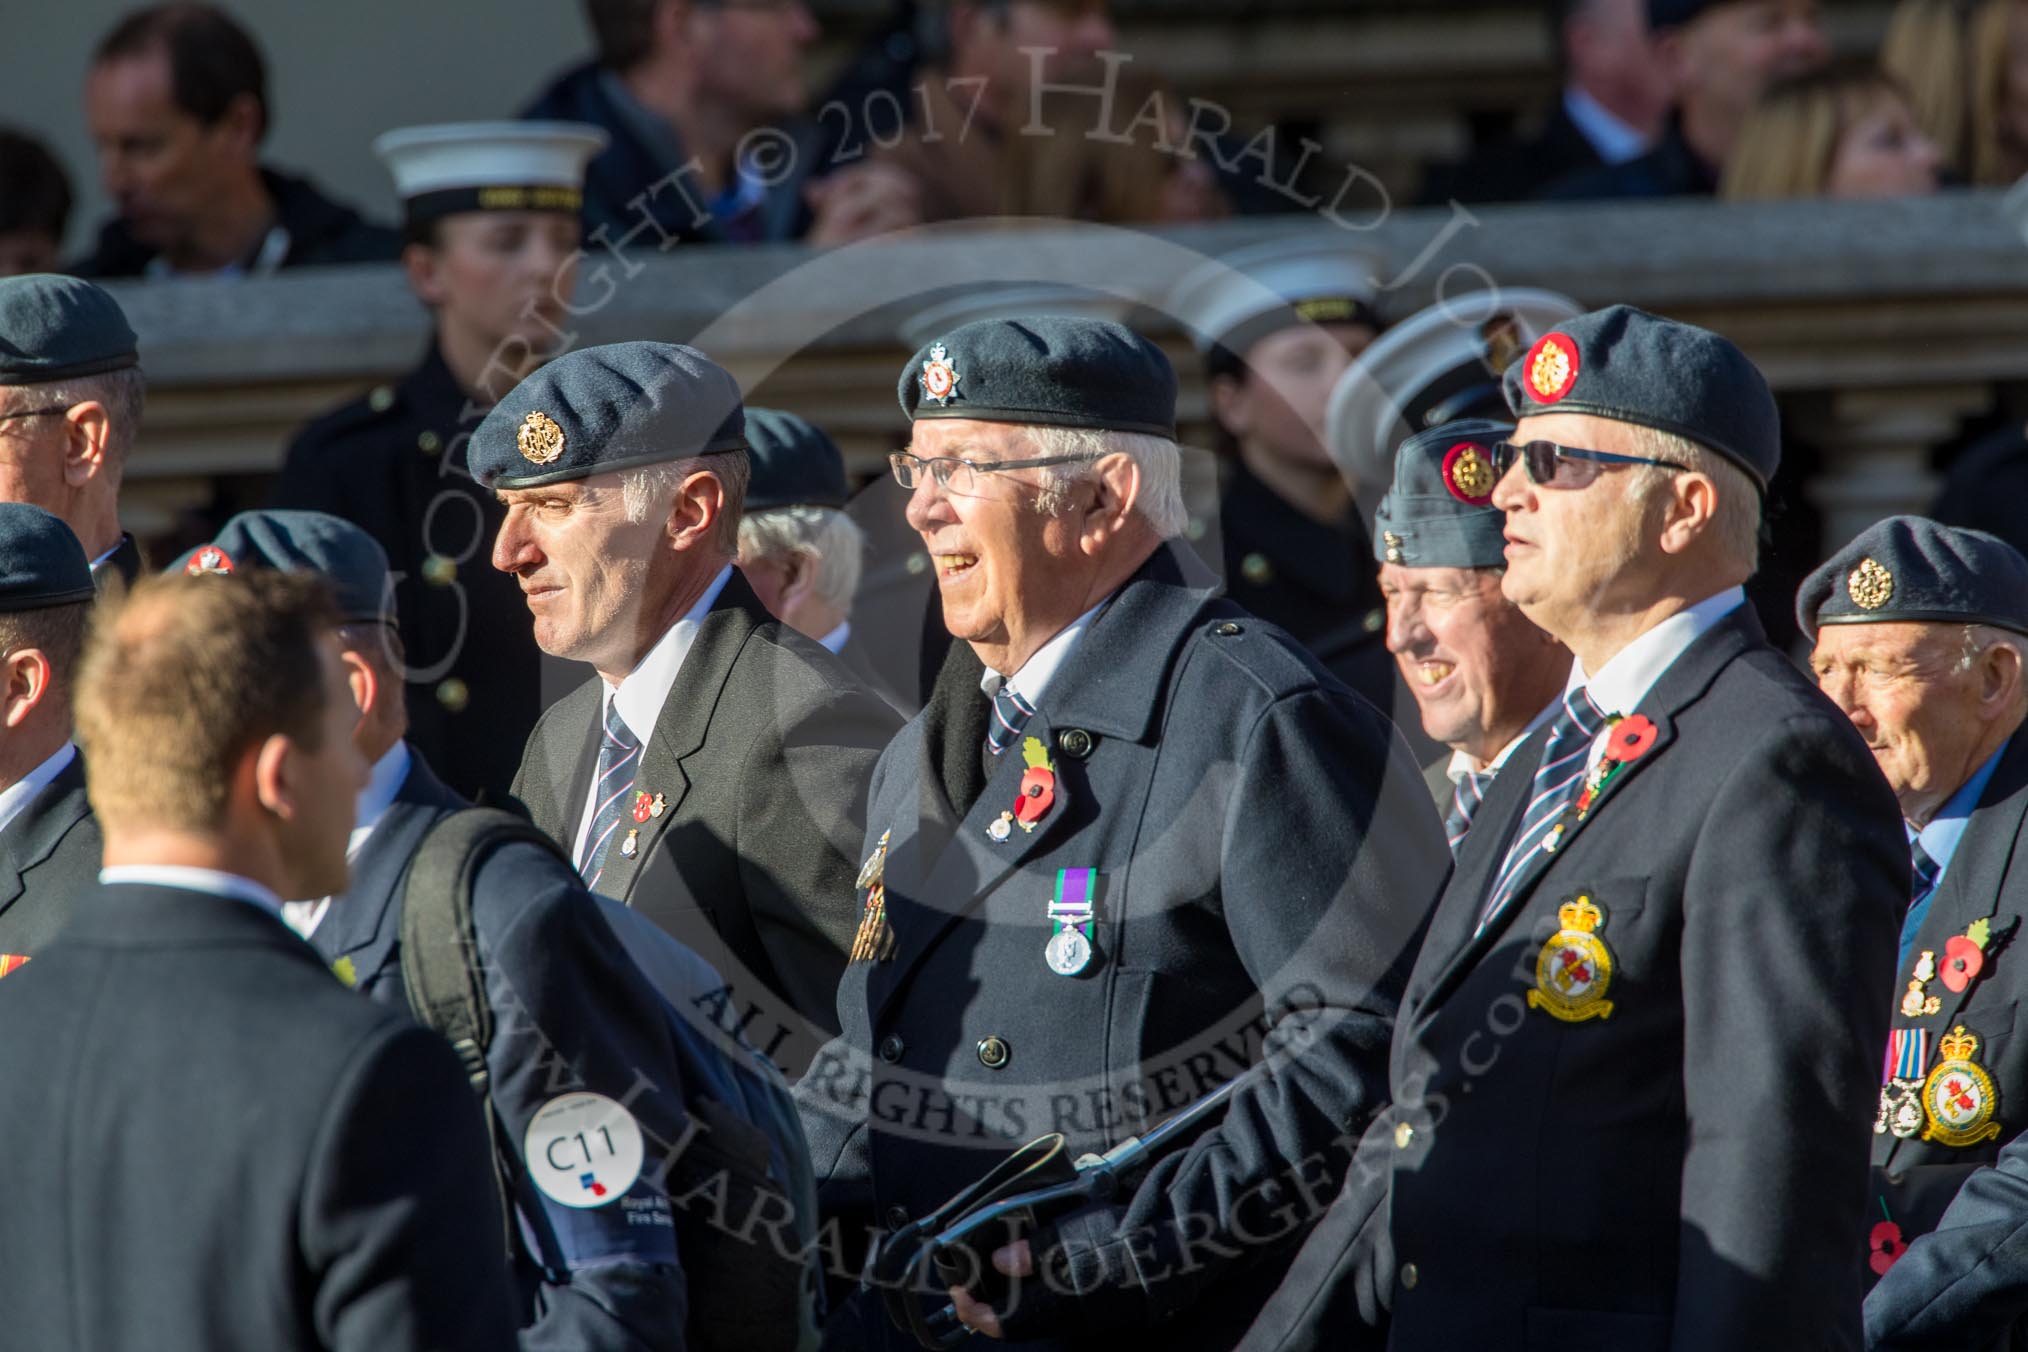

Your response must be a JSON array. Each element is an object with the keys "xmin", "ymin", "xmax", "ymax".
[
  {"xmin": 73, "ymin": 4, "xmax": 397, "ymax": 279},
  {"xmin": 1423, "ymin": 0, "xmax": 1671, "ymax": 203},
  {"xmin": 1720, "ymin": 68, "xmax": 1943, "ymax": 199},
  {"xmin": 1884, "ymin": 0, "xmax": 2028, "ymax": 185},
  {"xmin": 998, "ymin": 65, "xmax": 1229, "ymax": 224},
  {"xmin": 1546, "ymin": 0, "xmax": 1830, "ymax": 199},
  {"xmin": 0, "ymin": 131, "xmax": 73, "ymax": 278}
]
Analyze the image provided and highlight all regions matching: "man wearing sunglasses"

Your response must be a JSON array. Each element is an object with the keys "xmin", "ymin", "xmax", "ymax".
[
  {"xmin": 1251, "ymin": 305, "xmax": 1906, "ymax": 1349},
  {"xmin": 796, "ymin": 315, "xmax": 1446, "ymax": 1350},
  {"xmin": 1373, "ymin": 420, "xmax": 1569, "ymax": 849},
  {"xmin": 0, "ymin": 275, "xmax": 145, "ymax": 595}
]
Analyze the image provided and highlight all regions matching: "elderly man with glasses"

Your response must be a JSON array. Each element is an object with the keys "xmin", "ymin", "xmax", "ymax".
[
  {"xmin": 0, "ymin": 275, "xmax": 146, "ymax": 594},
  {"xmin": 795, "ymin": 315, "xmax": 1446, "ymax": 1350},
  {"xmin": 1244, "ymin": 305, "xmax": 1907, "ymax": 1351}
]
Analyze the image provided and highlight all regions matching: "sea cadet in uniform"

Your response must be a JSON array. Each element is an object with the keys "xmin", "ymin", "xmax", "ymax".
[
  {"xmin": 474, "ymin": 342, "xmax": 901, "ymax": 1066},
  {"xmin": 1792, "ymin": 519, "xmax": 2028, "ymax": 1308},
  {"xmin": 1373, "ymin": 421, "xmax": 1568, "ymax": 845},
  {"xmin": 275, "ymin": 121, "xmax": 605, "ymax": 801},
  {"xmin": 1166, "ymin": 239, "xmax": 1395, "ymax": 709},
  {"xmin": 794, "ymin": 316, "xmax": 1448, "ymax": 1349},
  {"xmin": 1248, "ymin": 306, "xmax": 1907, "ymax": 1350},
  {"xmin": 174, "ymin": 509, "xmax": 757, "ymax": 1351},
  {"xmin": 0, "ymin": 567, "xmax": 517, "ymax": 1352},
  {"xmin": 0, "ymin": 505, "xmax": 108, "ymax": 966},
  {"xmin": 0, "ymin": 273, "xmax": 146, "ymax": 591},
  {"xmin": 736, "ymin": 407, "xmax": 898, "ymax": 704}
]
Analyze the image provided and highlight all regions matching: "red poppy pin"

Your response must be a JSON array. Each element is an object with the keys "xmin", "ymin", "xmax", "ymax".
[
  {"xmin": 1603, "ymin": 714, "xmax": 1658, "ymax": 765},
  {"xmin": 1940, "ymin": 918, "xmax": 1992, "ymax": 994},
  {"xmin": 1016, "ymin": 766, "xmax": 1056, "ymax": 825},
  {"xmin": 1869, "ymin": 1220, "xmax": 1905, "ymax": 1276},
  {"xmin": 632, "ymin": 791, "xmax": 654, "ymax": 824}
]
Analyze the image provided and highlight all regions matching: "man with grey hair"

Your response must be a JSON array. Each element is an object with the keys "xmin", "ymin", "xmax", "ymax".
[
  {"xmin": 0, "ymin": 274, "xmax": 146, "ymax": 592},
  {"xmin": 735, "ymin": 408, "xmax": 871, "ymax": 638},
  {"xmin": 472, "ymin": 341, "xmax": 901, "ymax": 1073},
  {"xmin": 1790, "ymin": 516, "xmax": 2028, "ymax": 1332},
  {"xmin": 794, "ymin": 316, "xmax": 1446, "ymax": 1348}
]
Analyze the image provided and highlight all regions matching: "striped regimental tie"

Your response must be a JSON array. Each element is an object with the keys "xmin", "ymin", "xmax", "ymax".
[
  {"xmin": 1444, "ymin": 767, "xmax": 1497, "ymax": 855},
  {"xmin": 985, "ymin": 682, "xmax": 1037, "ymax": 758},
  {"xmin": 580, "ymin": 700, "xmax": 642, "ymax": 892},
  {"xmin": 1477, "ymin": 686, "xmax": 1608, "ymax": 933}
]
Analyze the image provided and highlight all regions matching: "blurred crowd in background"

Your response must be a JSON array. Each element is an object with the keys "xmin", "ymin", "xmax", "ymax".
[{"xmin": 0, "ymin": 0, "xmax": 2003, "ymax": 283}]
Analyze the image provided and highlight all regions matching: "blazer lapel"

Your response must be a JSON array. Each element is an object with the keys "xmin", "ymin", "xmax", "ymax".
[
  {"xmin": 518, "ymin": 677, "xmax": 602, "ymax": 849},
  {"xmin": 0, "ymin": 753, "xmax": 90, "ymax": 924},
  {"xmin": 600, "ymin": 575, "xmax": 768, "ymax": 901},
  {"xmin": 1415, "ymin": 608, "xmax": 1760, "ymax": 1019},
  {"xmin": 1883, "ymin": 736, "xmax": 2028, "ymax": 1170}
]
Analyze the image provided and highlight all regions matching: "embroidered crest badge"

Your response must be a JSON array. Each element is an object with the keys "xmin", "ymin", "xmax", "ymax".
[
  {"xmin": 1921, "ymin": 1025, "xmax": 2004, "ymax": 1147},
  {"xmin": 920, "ymin": 343, "xmax": 962, "ymax": 407},
  {"xmin": 1527, "ymin": 893, "xmax": 1616, "ymax": 1022}
]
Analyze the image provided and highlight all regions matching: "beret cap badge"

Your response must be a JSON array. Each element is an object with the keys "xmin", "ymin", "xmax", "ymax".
[
  {"xmin": 1848, "ymin": 557, "xmax": 1894, "ymax": 610},
  {"xmin": 185, "ymin": 546, "xmax": 234, "ymax": 576},
  {"xmin": 517, "ymin": 410, "xmax": 567, "ymax": 466},
  {"xmin": 1444, "ymin": 442, "xmax": 1496, "ymax": 504},
  {"xmin": 920, "ymin": 343, "xmax": 962, "ymax": 408},
  {"xmin": 1524, "ymin": 332, "xmax": 1581, "ymax": 405}
]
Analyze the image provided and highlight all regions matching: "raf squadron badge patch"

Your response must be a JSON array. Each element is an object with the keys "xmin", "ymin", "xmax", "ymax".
[
  {"xmin": 518, "ymin": 410, "xmax": 566, "ymax": 465},
  {"xmin": 920, "ymin": 343, "xmax": 962, "ymax": 407},
  {"xmin": 849, "ymin": 829, "xmax": 895, "ymax": 963},
  {"xmin": 1922, "ymin": 1025, "xmax": 2004, "ymax": 1146},
  {"xmin": 1528, "ymin": 893, "xmax": 1616, "ymax": 1022}
]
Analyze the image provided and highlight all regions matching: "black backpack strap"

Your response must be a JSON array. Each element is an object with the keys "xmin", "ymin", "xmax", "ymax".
[{"xmin": 399, "ymin": 806, "xmax": 575, "ymax": 1260}]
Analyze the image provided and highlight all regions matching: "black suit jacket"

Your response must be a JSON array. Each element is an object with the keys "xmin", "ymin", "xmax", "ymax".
[
  {"xmin": 797, "ymin": 544, "xmax": 1448, "ymax": 1350},
  {"xmin": 0, "ymin": 882, "xmax": 516, "ymax": 1351},
  {"xmin": 1246, "ymin": 605, "xmax": 1905, "ymax": 1351},
  {"xmin": 514, "ymin": 570, "xmax": 901, "ymax": 1068},
  {"xmin": 0, "ymin": 751, "xmax": 101, "ymax": 959},
  {"xmin": 1863, "ymin": 734, "xmax": 2028, "ymax": 1331},
  {"xmin": 70, "ymin": 167, "xmax": 398, "ymax": 278}
]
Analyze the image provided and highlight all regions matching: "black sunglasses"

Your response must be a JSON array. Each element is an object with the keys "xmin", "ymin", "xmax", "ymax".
[{"xmin": 1490, "ymin": 439, "xmax": 1690, "ymax": 488}]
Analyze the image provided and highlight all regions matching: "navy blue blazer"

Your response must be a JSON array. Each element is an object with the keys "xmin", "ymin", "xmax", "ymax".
[{"xmin": 0, "ymin": 881, "xmax": 517, "ymax": 1351}]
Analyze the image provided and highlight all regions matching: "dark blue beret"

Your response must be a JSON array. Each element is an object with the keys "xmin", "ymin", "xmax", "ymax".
[
  {"xmin": 170, "ymin": 510, "xmax": 395, "ymax": 626},
  {"xmin": 1502, "ymin": 304, "xmax": 1779, "ymax": 490},
  {"xmin": 0, "ymin": 275, "xmax": 139, "ymax": 385},
  {"xmin": 898, "ymin": 316, "xmax": 1177, "ymax": 439},
  {"xmin": 470, "ymin": 341, "xmax": 747, "ymax": 490},
  {"xmin": 1373, "ymin": 419, "xmax": 1514, "ymax": 570},
  {"xmin": 0, "ymin": 504, "xmax": 94, "ymax": 611},
  {"xmin": 1797, "ymin": 515, "xmax": 2028, "ymax": 644},
  {"xmin": 743, "ymin": 408, "xmax": 848, "ymax": 511}
]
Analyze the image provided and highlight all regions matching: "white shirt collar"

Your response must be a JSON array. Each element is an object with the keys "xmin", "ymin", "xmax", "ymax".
[
  {"xmin": 606, "ymin": 564, "xmax": 733, "ymax": 754},
  {"xmin": 1446, "ymin": 699, "xmax": 1559, "ymax": 784},
  {"xmin": 818, "ymin": 620, "xmax": 851, "ymax": 655},
  {"xmin": 1570, "ymin": 586, "xmax": 1745, "ymax": 717},
  {"xmin": 1563, "ymin": 85, "xmax": 1650, "ymax": 165},
  {"xmin": 980, "ymin": 596, "xmax": 1112, "ymax": 709},
  {"xmin": 99, "ymin": 864, "xmax": 285, "ymax": 916},
  {"xmin": 0, "ymin": 742, "xmax": 76, "ymax": 836}
]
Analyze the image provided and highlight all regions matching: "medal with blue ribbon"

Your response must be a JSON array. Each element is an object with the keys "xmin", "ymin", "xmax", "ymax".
[{"xmin": 1046, "ymin": 868, "xmax": 1097, "ymax": 976}]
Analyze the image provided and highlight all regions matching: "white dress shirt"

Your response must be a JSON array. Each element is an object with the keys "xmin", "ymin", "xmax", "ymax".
[
  {"xmin": 281, "ymin": 741, "xmax": 414, "ymax": 938},
  {"xmin": 979, "ymin": 596, "xmax": 1111, "ymax": 709},
  {"xmin": 572, "ymin": 564, "xmax": 733, "ymax": 863},
  {"xmin": 99, "ymin": 864, "xmax": 285, "ymax": 916},
  {"xmin": 1569, "ymin": 586, "xmax": 1745, "ymax": 773},
  {"xmin": 0, "ymin": 742, "xmax": 76, "ymax": 837},
  {"xmin": 1445, "ymin": 700, "xmax": 1558, "ymax": 785}
]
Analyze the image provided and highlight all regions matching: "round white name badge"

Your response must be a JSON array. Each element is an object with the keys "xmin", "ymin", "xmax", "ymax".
[{"xmin": 524, "ymin": 1091, "xmax": 645, "ymax": 1209}]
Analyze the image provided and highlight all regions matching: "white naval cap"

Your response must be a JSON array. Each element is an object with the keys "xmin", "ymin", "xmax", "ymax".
[
  {"xmin": 1165, "ymin": 236, "xmax": 1388, "ymax": 357},
  {"xmin": 1325, "ymin": 287, "xmax": 1584, "ymax": 494},
  {"xmin": 898, "ymin": 284, "xmax": 1139, "ymax": 352},
  {"xmin": 373, "ymin": 120, "xmax": 608, "ymax": 236}
]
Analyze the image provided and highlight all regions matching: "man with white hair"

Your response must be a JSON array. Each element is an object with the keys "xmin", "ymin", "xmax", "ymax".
[
  {"xmin": 472, "ymin": 341, "xmax": 901, "ymax": 1072},
  {"xmin": 0, "ymin": 274, "xmax": 146, "ymax": 592},
  {"xmin": 734, "ymin": 407, "xmax": 903, "ymax": 708},
  {"xmin": 794, "ymin": 315, "xmax": 1446, "ymax": 1349},
  {"xmin": 1791, "ymin": 517, "xmax": 2028, "ymax": 1327}
]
